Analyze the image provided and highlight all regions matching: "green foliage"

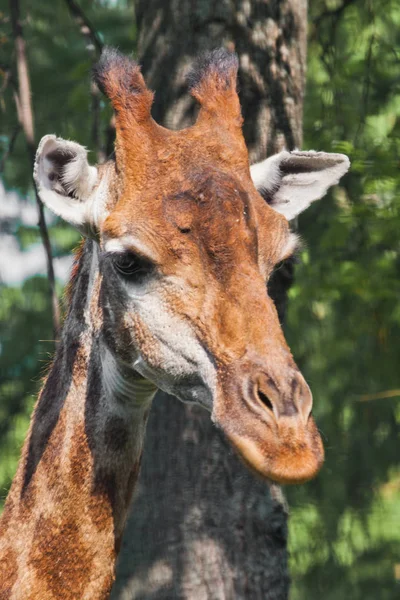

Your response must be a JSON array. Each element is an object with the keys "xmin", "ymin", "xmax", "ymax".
[
  {"xmin": 287, "ymin": 1, "xmax": 400, "ymax": 598},
  {"xmin": 0, "ymin": 278, "xmax": 53, "ymax": 500},
  {"xmin": 0, "ymin": 0, "xmax": 135, "ymax": 191},
  {"xmin": 0, "ymin": 1, "xmax": 399, "ymax": 597}
]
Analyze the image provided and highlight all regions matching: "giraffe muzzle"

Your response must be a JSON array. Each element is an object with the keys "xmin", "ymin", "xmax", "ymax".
[
  {"xmin": 249, "ymin": 371, "xmax": 314, "ymax": 424},
  {"xmin": 212, "ymin": 366, "xmax": 324, "ymax": 484}
]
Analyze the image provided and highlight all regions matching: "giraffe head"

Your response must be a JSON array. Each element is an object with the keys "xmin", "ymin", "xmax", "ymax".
[{"xmin": 34, "ymin": 48, "xmax": 349, "ymax": 484}]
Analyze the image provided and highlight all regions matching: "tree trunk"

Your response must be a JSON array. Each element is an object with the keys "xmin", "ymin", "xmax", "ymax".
[{"xmin": 111, "ymin": 1, "xmax": 307, "ymax": 598}]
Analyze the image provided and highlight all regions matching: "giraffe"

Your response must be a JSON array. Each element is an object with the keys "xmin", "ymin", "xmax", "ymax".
[{"xmin": 0, "ymin": 48, "xmax": 349, "ymax": 598}]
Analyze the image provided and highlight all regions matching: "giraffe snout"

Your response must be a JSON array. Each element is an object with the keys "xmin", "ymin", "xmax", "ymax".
[
  {"xmin": 212, "ymin": 362, "xmax": 324, "ymax": 484},
  {"xmin": 249, "ymin": 371, "xmax": 313, "ymax": 426}
]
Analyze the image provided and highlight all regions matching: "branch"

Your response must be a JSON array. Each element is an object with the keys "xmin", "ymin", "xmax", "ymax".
[
  {"xmin": 357, "ymin": 390, "xmax": 400, "ymax": 402},
  {"xmin": 0, "ymin": 65, "xmax": 18, "ymax": 113},
  {"xmin": 9, "ymin": 0, "xmax": 34, "ymax": 144},
  {"xmin": 64, "ymin": 0, "xmax": 106, "ymax": 162},
  {"xmin": 64, "ymin": 0, "xmax": 103, "ymax": 56},
  {"xmin": 311, "ymin": 0, "xmax": 362, "ymax": 99},
  {"xmin": 10, "ymin": 0, "xmax": 61, "ymax": 339},
  {"xmin": 354, "ymin": 33, "xmax": 375, "ymax": 145}
]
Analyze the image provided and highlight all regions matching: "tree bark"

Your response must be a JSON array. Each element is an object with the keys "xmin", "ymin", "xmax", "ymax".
[{"xmin": 112, "ymin": 1, "xmax": 307, "ymax": 598}]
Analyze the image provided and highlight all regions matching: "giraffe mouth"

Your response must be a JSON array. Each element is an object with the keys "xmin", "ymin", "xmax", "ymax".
[
  {"xmin": 222, "ymin": 416, "xmax": 324, "ymax": 484},
  {"xmin": 211, "ymin": 379, "xmax": 324, "ymax": 484}
]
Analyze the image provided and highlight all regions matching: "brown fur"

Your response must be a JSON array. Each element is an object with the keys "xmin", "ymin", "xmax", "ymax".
[
  {"xmin": 0, "ymin": 48, "xmax": 324, "ymax": 598},
  {"xmin": 94, "ymin": 49, "xmax": 323, "ymax": 484},
  {"xmin": 0, "ymin": 548, "xmax": 18, "ymax": 599},
  {"xmin": 29, "ymin": 515, "xmax": 92, "ymax": 598}
]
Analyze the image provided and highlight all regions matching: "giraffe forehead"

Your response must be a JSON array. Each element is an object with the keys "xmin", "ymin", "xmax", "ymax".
[
  {"xmin": 102, "ymin": 171, "xmax": 261, "ymax": 268},
  {"xmin": 162, "ymin": 172, "xmax": 254, "ymax": 227},
  {"xmin": 105, "ymin": 170, "xmax": 254, "ymax": 233}
]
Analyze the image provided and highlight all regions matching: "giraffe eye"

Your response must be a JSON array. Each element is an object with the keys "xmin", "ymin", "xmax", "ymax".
[{"xmin": 113, "ymin": 253, "xmax": 153, "ymax": 280}]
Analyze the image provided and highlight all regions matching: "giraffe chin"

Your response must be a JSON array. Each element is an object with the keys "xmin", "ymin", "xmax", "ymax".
[{"xmin": 214, "ymin": 413, "xmax": 325, "ymax": 485}]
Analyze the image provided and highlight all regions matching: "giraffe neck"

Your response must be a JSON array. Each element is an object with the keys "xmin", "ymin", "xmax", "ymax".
[{"xmin": 0, "ymin": 239, "xmax": 157, "ymax": 600}]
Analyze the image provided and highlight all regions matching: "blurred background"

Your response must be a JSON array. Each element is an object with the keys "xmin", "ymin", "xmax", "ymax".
[{"xmin": 0, "ymin": 1, "xmax": 399, "ymax": 599}]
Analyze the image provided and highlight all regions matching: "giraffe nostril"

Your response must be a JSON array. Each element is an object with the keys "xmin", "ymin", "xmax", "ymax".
[{"xmin": 256, "ymin": 389, "xmax": 274, "ymax": 413}]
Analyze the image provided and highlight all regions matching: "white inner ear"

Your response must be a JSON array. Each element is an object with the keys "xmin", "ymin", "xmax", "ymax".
[
  {"xmin": 34, "ymin": 135, "xmax": 98, "ymax": 228},
  {"xmin": 250, "ymin": 150, "xmax": 350, "ymax": 221},
  {"xmin": 250, "ymin": 152, "xmax": 285, "ymax": 197}
]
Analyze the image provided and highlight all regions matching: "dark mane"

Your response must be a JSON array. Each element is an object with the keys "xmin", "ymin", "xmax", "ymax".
[{"xmin": 187, "ymin": 48, "xmax": 239, "ymax": 92}]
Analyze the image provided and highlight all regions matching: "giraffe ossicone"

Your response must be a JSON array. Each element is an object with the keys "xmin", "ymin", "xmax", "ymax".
[{"xmin": 0, "ymin": 47, "xmax": 349, "ymax": 598}]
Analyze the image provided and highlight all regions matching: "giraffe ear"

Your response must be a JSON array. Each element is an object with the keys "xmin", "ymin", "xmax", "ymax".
[
  {"xmin": 250, "ymin": 150, "xmax": 350, "ymax": 220},
  {"xmin": 34, "ymin": 135, "xmax": 99, "ymax": 231}
]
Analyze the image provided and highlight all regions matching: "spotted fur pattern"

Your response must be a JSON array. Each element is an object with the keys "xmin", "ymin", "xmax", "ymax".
[{"xmin": 0, "ymin": 241, "xmax": 156, "ymax": 598}]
